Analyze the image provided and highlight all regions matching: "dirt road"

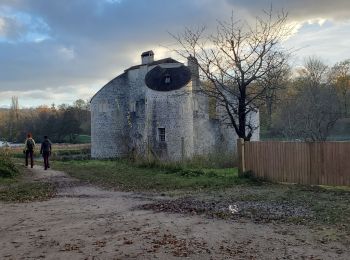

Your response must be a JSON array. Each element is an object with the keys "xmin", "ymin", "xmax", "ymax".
[{"xmin": 0, "ymin": 166, "xmax": 348, "ymax": 259}]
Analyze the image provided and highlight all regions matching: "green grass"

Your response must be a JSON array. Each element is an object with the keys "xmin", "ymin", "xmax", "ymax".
[
  {"xmin": 76, "ymin": 135, "xmax": 91, "ymax": 143},
  {"xmin": 53, "ymin": 160, "xmax": 249, "ymax": 192},
  {"xmin": 0, "ymin": 160, "xmax": 56, "ymax": 203}
]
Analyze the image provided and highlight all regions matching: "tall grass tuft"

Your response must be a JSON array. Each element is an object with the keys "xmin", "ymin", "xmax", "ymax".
[
  {"xmin": 134, "ymin": 151, "xmax": 237, "ymax": 170},
  {"xmin": 0, "ymin": 150, "xmax": 19, "ymax": 178}
]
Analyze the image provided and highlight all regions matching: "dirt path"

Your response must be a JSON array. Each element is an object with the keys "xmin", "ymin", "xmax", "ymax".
[{"xmin": 0, "ymin": 166, "xmax": 348, "ymax": 260}]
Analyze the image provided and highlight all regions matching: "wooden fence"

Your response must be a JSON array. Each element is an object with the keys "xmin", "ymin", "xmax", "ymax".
[{"xmin": 237, "ymin": 139, "xmax": 350, "ymax": 186}]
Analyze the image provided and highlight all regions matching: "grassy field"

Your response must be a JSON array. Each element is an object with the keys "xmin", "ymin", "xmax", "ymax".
[
  {"xmin": 53, "ymin": 160, "xmax": 250, "ymax": 192},
  {"xmin": 0, "ymin": 144, "xmax": 90, "ymax": 161}
]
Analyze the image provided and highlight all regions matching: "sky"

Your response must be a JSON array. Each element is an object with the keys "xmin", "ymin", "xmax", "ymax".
[{"xmin": 0, "ymin": 0, "xmax": 350, "ymax": 108}]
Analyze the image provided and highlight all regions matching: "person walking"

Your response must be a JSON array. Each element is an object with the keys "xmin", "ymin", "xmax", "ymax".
[
  {"xmin": 40, "ymin": 136, "xmax": 52, "ymax": 170},
  {"xmin": 23, "ymin": 133, "xmax": 35, "ymax": 168}
]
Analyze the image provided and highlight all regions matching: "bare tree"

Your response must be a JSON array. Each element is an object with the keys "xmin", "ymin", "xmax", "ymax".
[
  {"xmin": 171, "ymin": 8, "xmax": 292, "ymax": 140},
  {"xmin": 301, "ymin": 57, "xmax": 328, "ymax": 87},
  {"xmin": 258, "ymin": 60, "xmax": 291, "ymax": 130},
  {"xmin": 277, "ymin": 57, "xmax": 341, "ymax": 141},
  {"xmin": 279, "ymin": 85, "xmax": 341, "ymax": 141},
  {"xmin": 329, "ymin": 59, "xmax": 350, "ymax": 116},
  {"xmin": 8, "ymin": 96, "xmax": 19, "ymax": 141}
]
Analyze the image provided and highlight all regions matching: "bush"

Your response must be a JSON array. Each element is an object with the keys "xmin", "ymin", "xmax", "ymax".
[{"xmin": 0, "ymin": 154, "xmax": 19, "ymax": 178}]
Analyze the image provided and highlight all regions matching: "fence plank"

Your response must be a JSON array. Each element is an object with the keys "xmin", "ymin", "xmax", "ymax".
[{"xmin": 243, "ymin": 141, "xmax": 350, "ymax": 187}]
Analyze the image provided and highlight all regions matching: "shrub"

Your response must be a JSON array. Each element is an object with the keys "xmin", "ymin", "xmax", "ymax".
[{"xmin": 0, "ymin": 154, "xmax": 19, "ymax": 178}]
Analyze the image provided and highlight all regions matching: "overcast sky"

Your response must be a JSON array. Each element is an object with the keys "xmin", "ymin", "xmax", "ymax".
[{"xmin": 1, "ymin": 0, "xmax": 350, "ymax": 107}]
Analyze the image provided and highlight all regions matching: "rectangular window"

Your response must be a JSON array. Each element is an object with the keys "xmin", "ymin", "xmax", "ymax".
[{"xmin": 158, "ymin": 128, "xmax": 165, "ymax": 142}]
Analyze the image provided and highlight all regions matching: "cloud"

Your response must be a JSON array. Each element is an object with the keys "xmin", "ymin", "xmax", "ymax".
[
  {"xmin": 58, "ymin": 46, "xmax": 75, "ymax": 60},
  {"xmin": 0, "ymin": 16, "xmax": 25, "ymax": 40},
  {"xmin": 0, "ymin": 6, "xmax": 50, "ymax": 42},
  {"xmin": 0, "ymin": 0, "xmax": 349, "ymax": 107},
  {"xmin": 226, "ymin": 0, "xmax": 350, "ymax": 22},
  {"xmin": 0, "ymin": 84, "xmax": 103, "ymax": 108},
  {"xmin": 285, "ymin": 20, "xmax": 350, "ymax": 66}
]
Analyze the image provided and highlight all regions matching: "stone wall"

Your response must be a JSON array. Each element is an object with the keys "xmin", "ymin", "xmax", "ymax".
[
  {"xmin": 145, "ymin": 85, "xmax": 194, "ymax": 161},
  {"xmin": 91, "ymin": 73, "xmax": 129, "ymax": 158}
]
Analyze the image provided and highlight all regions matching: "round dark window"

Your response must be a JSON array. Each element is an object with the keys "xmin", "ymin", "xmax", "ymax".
[{"xmin": 145, "ymin": 65, "xmax": 192, "ymax": 91}]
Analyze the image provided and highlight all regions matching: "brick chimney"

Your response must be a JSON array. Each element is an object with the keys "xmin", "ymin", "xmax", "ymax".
[
  {"xmin": 187, "ymin": 55, "xmax": 200, "ymax": 89},
  {"xmin": 141, "ymin": 50, "xmax": 154, "ymax": 65}
]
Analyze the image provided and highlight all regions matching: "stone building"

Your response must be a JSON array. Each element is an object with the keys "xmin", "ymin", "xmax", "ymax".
[{"xmin": 90, "ymin": 51, "xmax": 259, "ymax": 160}]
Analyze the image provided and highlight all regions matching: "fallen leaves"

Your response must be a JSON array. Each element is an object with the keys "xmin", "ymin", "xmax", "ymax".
[
  {"xmin": 139, "ymin": 196, "xmax": 313, "ymax": 224},
  {"xmin": 93, "ymin": 240, "xmax": 107, "ymax": 248},
  {"xmin": 61, "ymin": 243, "xmax": 80, "ymax": 251},
  {"xmin": 149, "ymin": 232, "xmax": 208, "ymax": 257}
]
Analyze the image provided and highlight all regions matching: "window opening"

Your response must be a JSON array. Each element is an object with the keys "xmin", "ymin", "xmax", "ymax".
[
  {"xmin": 158, "ymin": 128, "xmax": 165, "ymax": 142},
  {"xmin": 164, "ymin": 74, "xmax": 171, "ymax": 84}
]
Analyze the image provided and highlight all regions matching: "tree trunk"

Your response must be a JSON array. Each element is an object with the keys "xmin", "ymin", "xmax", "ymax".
[
  {"xmin": 238, "ymin": 89, "xmax": 249, "ymax": 140},
  {"xmin": 267, "ymin": 101, "xmax": 273, "ymax": 130}
]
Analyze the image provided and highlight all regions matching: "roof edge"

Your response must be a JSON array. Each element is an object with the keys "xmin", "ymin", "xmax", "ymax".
[{"xmin": 90, "ymin": 72, "xmax": 127, "ymax": 102}]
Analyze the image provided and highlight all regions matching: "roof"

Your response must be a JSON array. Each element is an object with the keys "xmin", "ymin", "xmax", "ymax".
[
  {"xmin": 145, "ymin": 65, "xmax": 192, "ymax": 92},
  {"xmin": 91, "ymin": 57, "xmax": 185, "ymax": 101},
  {"xmin": 125, "ymin": 57, "xmax": 181, "ymax": 72},
  {"xmin": 90, "ymin": 72, "xmax": 127, "ymax": 102}
]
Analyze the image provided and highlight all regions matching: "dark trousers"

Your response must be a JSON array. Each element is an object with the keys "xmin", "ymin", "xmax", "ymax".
[
  {"xmin": 43, "ymin": 152, "xmax": 50, "ymax": 170},
  {"xmin": 25, "ymin": 150, "xmax": 34, "ymax": 168}
]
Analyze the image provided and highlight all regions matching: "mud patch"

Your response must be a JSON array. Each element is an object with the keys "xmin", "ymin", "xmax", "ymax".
[{"xmin": 138, "ymin": 197, "xmax": 313, "ymax": 223}]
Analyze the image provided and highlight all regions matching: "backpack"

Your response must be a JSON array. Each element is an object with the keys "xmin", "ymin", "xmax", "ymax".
[
  {"xmin": 27, "ymin": 139, "xmax": 34, "ymax": 151},
  {"xmin": 42, "ymin": 140, "xmax": 51, "ymax": 152}
]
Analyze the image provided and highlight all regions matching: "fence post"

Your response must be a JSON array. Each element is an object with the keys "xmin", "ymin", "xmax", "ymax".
[{"xmin": 237, "ymin": 138, "xmax": 245, "ymax": 177}]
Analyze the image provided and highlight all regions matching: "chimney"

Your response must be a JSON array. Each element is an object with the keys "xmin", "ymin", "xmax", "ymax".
[
  {"xmin": 141, "ymin": 50, "xmax": 154, "ymax": 65},
  {"xmin": 187, "ymin": 55, "xmax": 200, "ymax": 88}
]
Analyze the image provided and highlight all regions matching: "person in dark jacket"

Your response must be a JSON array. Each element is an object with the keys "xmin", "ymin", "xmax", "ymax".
[
  {"xmin": 40, "ymin": 136, "xmax": 52, "ymax": 170},
  {"xmin": 23, "ymin": 133, "xmax": 36, "ymax": 168}
]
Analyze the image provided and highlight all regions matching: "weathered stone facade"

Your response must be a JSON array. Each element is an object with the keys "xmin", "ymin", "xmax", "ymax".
[{"xmin": 91, "ymin": 51, "xmax": 259, "ymax": 160}]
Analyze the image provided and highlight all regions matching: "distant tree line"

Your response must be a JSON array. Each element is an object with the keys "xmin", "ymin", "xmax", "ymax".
[
  {"xmin": 261, "ymin": 57, "xmax": 350, "ymax": 141},
  {"xmin": 0, "ymin": 99, "xmax": 91, "ymax": 143}
]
